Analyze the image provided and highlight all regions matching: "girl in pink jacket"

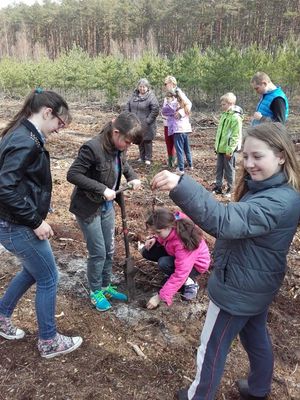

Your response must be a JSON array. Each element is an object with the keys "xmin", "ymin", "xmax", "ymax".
[{"xmin": 141, "ymin": 207, "xmax": 210, "ymax": 309}]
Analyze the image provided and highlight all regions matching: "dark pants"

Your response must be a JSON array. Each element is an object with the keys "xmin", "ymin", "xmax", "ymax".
[
  {"xmin": 142, "ymin": 242, "xmax": 198, "ymax": 280},
  {"xmin": 215, "ymin": 152, "xmax": 237, "ymax": 192},
  {"xmin": 186, "ymin": 301, "xmax": 273, "ymax": 399},
  {"xmin": 139, "ymin": 140, "xmax": 152, "ymax": 162}
]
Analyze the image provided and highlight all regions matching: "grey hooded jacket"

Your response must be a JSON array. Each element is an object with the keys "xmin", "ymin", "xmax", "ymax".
[{"xmin": 170, "ymin": 173, "xmax": 300, "ymax": 316}]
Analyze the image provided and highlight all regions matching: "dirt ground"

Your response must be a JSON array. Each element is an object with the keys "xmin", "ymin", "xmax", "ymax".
[{"xmin": 0, "ymin": 100, "xmax": 299, "ymax": 400}]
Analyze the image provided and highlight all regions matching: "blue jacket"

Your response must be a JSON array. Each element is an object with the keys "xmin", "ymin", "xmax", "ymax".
[
  {"xmin": 170, "ymin": 173, "xmax": 300, "ymax": 316},
  {"xmin": 253, "ymin": 86, "xmax": 289, "ymax": 125}
]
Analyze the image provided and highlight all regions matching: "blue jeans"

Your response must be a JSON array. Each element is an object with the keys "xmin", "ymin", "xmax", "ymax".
[
  {"xmin": 76, "ymin": 207, "xmax": 115, "ymax": 292},
  {"xmin": 142, "ymin": 242, "xmax": 199, "ymax": 280},
  {"xmin": 0, "ymin": 224, "xmax": 58, "ymax": 340},
  {"xmin": 187, "ymin": 301, "xmax": 273, "ymax": 399},
  {"xmin": 174, "ymin": 132, "xmax": 193, "ymax": 172}
]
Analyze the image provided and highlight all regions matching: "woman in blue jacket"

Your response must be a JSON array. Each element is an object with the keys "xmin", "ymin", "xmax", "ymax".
[{"xmin": 151, "ymin": 122, "xmax": 300, "ymax": 400}]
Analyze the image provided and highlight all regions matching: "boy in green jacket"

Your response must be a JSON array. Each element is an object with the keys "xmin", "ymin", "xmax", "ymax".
[{"xmin": 213, "ymin": 92, "xmax": 243, "ymax": 198}]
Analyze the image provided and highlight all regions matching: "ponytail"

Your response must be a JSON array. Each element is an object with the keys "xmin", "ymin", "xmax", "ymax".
[
  {"xmin": 146, "ymin": 208, "xmax": 203, "ymax": 251},
  {"xmin": 1, "ymin": 89, "xmax": 71, "ymax": 137}
]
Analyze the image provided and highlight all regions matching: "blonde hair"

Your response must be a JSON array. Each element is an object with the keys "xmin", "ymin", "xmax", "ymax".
[
  {"xmin": 164, "ymin": 75, "xmax": 177, "ymax": 86},
  {"xmin": 235, "ymin": 123, "xmax": 300, "ymax": 200},
  {"xmin": 251, "ymin": 72, "xmax": 271, "ymax": 85},
  {"xmin": 175, "ymin": 90, "xmax": 190, "ymax": 115},
  {"xmin": 220, "ymin": 92, "xmax": 236, "ymax": 105}
]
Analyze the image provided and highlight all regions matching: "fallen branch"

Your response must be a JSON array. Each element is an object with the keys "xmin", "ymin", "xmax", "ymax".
[{"xmin": 127, "ymin": 341, "xmax": 147, "ymax": 359}]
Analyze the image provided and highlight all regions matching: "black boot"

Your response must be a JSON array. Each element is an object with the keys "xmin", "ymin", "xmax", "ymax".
[
  {"xmin": 237, "ymin": 379, "xmax": 268, "ymax": 400},
  {"xmin": 175, "ymin": 387, "xmax": 189, "ymax": 400}
]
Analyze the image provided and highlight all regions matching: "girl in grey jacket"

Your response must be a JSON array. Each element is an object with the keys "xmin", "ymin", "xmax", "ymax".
[{"xmin": 151, "ymin": 122, "xmax": 300, "ymax": 400}]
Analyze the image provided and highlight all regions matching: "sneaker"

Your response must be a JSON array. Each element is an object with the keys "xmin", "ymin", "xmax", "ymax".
[
  {"xmin": 0, "ymin": 315, "xmax": 25, "ymax": 340},
  {"xmin": 145, "ymin": 160, "xmax": 151, "ymax": 165},
  {"xmin": 38, "ymin": 333, "xmax": 83, "ymax": 359},
  {"xmin": 212, "ymin": 186, "xmax": 223, "ymax": 195},
  {"xmin": 175, "ymin": 168, "xmax": 184, "ymax": 176},
  {"xmin": 176, "ymin": 387, "xmax": 189, "ymax": 400},
  {"xmin": 137, "ymin": 158, "xmax": 143, "ymax": 162},
  {"xmin": 90, "ymin": 290, "xmax": 111, "ymax": 311},
  {"xmin": 103, "ymin": 284, "xmax": 128, "ymax": 302},
  {"xmin": 182, "ymin": 283, "xmax": 199, "ymax": 301},
  {"xmin": 186, "ymin": 166, "xmax": 194, "ymax": 171}
]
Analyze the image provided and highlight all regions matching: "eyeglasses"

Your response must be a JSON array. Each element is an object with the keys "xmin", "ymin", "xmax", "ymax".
[{"xmin": 52, "ymin": 111, "xmax": 66, "ymax": 128}]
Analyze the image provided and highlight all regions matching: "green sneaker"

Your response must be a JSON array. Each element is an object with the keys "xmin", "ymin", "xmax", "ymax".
[
  {"xmin": 103, "ymin": 284, "xmax": 127, "ymax": 302},
  {"xmin": 90, "ymin": 290, "xmax": 111, "ymax": 312}
]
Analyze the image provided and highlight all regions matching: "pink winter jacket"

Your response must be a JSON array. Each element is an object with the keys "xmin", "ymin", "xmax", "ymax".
[{"xmin": 156, "ymin": 216, "xmax": 211, "ymax": 306}]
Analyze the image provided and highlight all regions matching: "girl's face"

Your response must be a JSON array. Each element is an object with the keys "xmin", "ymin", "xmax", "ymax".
[
  {"xmin": 243, "ymin": 136, "xmax": 284, "ymax": 181},
  {"xmin": 164, "ymin": 81, "xmax": 175, "ymax": 92},
  {"xmin": 138, "ymin": 84, "xmax": 148, "ymax": 95},
  {"xmin": 112, "ymin": 129, "xmax": 132, "ymax": 151},
  {"xmin": 37, "ymin": 107, "xmax": 67, "ymax": 135},
  {"xmin": 152, "ymin": 227, "xmax": 172, "ymax": 239}
]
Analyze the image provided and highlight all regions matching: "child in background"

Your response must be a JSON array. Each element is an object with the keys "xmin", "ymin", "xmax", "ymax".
[
  {"xmin": 161, "ymin": 91, "xmax": 177, "ymax": 168},
  {"xmin": 141, "ymin": 208, "xmax": 210, "ymax": 309},
  {"xmin": 173, "ymin": 89, "xmax": 193, "ymax": 175},
  {"xmin": 213, "ymin": 92, "xmax": 243, "ymax": 197}
]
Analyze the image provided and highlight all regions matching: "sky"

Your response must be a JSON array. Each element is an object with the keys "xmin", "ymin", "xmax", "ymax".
[{"xmin": 0, "ymin": 0, "xmax": 59, "ymax": 9}]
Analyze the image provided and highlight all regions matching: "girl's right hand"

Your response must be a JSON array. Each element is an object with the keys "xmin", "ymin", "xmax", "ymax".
[
  {"xmin": 103, "ymin": 188, "xmax": 116, "ymax": 201},
  {"xmin": 34, "ymin": 220, "xmax": 54, "ymax": 240},
  {"xmin": 144, "ymin": 237, "xmax": 156, "ymax": 250},
  {"xmin": 151, "ymin": 170, "xmax": 180, "ymax": 191}
]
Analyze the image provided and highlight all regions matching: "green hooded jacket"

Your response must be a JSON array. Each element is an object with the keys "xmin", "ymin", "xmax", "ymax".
[{"xmin": 214, "ymin": 106, "xmax": 243, "ymax": 155}]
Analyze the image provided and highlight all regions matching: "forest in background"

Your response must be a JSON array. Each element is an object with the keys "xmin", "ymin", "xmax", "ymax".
[{"xmin": 0, "ymin": 0, "xmax": 300, "ymax": 107}]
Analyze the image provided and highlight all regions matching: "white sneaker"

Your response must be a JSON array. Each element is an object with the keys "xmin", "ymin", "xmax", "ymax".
[
  {"xmin": 0, "ymin": 315, "xmax": 25, "ymax": 340},
  {"xmin": 175, "ymin": 168, "xmax": 184, "ymax": 176},
  {"xmin": 145, "ymin": 160, "xmax": 151, "ymax": 165}
]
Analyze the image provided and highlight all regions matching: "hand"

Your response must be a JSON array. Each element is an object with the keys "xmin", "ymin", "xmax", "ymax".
[
  {"xmin": 128, "ymin": 179, "xmax": 141, "ymax": 190},
  {"xmin": 34, "ymin": 220, "xmax": 54, "ymax": 240},
  {"xmin": 253, "ymin": 111, "xmax": 262, "ymax": 121},
  {"xmin": 225, "ymin": 153, "xmax": 232, "ymax": 160},
  {"xmin": 147, "ymin": 294, "xmax": 160, "ymax": 309},
  {"xmin": 175, "ymin": 111, "xmax": 181, "ymax": 120},
  {"xmin": 103, "ymin": 188, "xmax": 116, "ymax": 201},
  {"xmin": 144, "ymin": 237, "xmax": 156, "ymax": 250},
  {"xmin": 151, "ymin": 170, "xmax": 180, "ymax": 191}
]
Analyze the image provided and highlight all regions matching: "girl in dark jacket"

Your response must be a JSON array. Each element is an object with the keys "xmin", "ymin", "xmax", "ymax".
[
  {"xmin": 67, "ymin": 112, "xmax": 143, "ymax": 312},
  {"xmin": 0, "ymin": 89, "xmax": 83, "ymax": 359},
  {"xmin": 151, "ymin": 122, "xmax": 300, "ymax": 400},
  {"xmin": 125, "ymin": 78, "xmax": 159, "ymax": 165}
]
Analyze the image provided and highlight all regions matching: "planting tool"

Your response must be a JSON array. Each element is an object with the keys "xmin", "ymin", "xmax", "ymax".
[{"xmin": 118, "ymin": 189, "xmax": 136, "ymax": 301}]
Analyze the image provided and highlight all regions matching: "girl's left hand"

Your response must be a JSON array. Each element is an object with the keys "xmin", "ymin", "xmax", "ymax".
[
  {"xmin": 147, "ymin": 294, "xmax": 160, "ymax": 309},
  {"xmin": 128, "ymin": 179, "xmax": 141, "ymax": 190}
]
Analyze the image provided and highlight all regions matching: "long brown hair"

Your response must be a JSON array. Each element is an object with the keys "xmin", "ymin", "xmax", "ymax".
[
  {"xmin": 146, "ymin": 208, "xmax": 203, "ymax": 251},
  {"xmin": 101, "ymin": 112, "xmax": 143, "ymax": 152},
  {"xmin": 1, "ymin": 89, "xmax": 71, "ymax": 137},
  {"xmin": 235, "ymin": 122, "xmax": 300, "ymax": 201}
]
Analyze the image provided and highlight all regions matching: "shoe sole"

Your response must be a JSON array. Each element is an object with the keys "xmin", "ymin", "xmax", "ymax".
[
  {"xmin": 0, "ymin": 330, "xmax": 25, "ymax": 340},
  {"xmin": 41, "ymin": 337, "xmax": 83, "ymax": 359}
]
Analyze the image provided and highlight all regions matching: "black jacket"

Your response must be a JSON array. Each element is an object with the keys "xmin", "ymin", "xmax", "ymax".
[
  {"xmin": 0, "ymin": 119, "xmax": 52, "ymax": 229},
  {"xmin": 67, "ymin": 133, "xmax": 138, "ymax": 220}
]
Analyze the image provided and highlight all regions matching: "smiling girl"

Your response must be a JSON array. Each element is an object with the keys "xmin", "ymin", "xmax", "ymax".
[{"xmin": 151, "ymin": 122, "xmax": 300, "ymax": 400}]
